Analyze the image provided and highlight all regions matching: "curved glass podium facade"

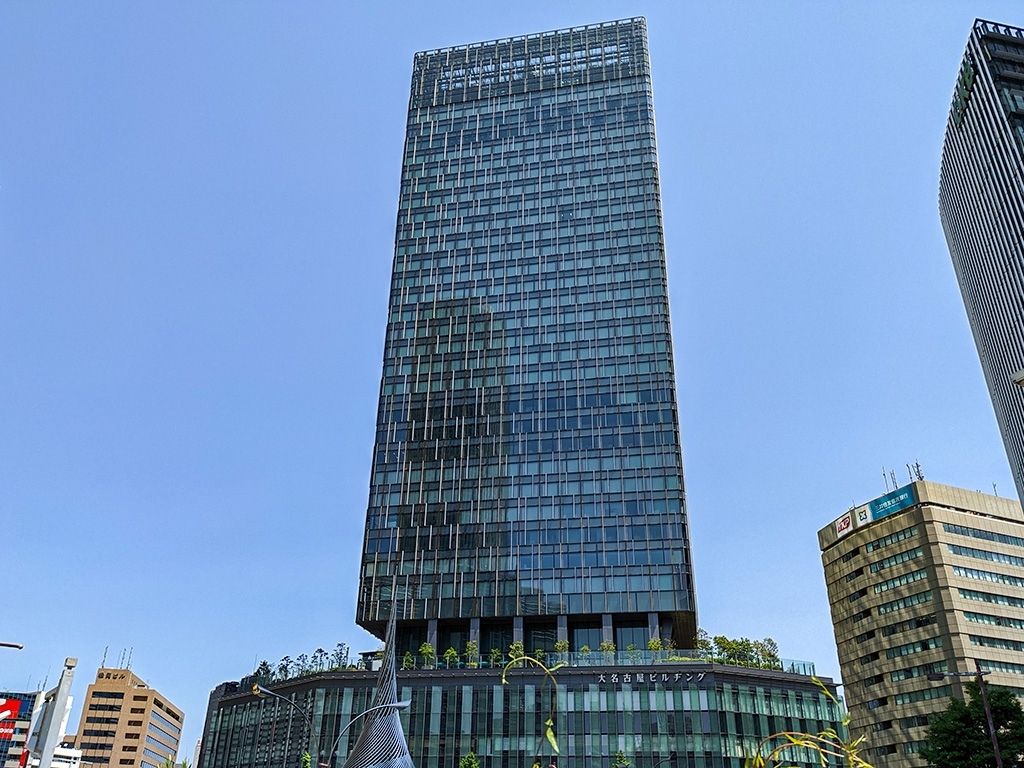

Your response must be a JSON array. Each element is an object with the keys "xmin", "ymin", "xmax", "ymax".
[{"xmin": 199, "ymin": 664, "xmax": 841, "ymax": 768}]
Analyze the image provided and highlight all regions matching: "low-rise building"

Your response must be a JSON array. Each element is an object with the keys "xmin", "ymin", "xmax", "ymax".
[
  {"xmin": 70, "ymin": 669, "xmax": 183, "ymax": 768},
  {"xmin": 2, "ymin": 691, "xmax": 38, "ymax": 768},
  {"xmin": 199, "ymin": 656, "xmax": 843, "ymax": 768}
]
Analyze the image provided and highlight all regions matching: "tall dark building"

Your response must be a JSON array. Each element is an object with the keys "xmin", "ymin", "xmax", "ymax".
[
  {"xmin": 358, "ymin": 17, "xmax": 696, "ymax": 656},
  {"xmin": 198, "ymin": 20, "xmax": 845, "ymax": 768},
  {"xmin": 940, "ymin": 18, "xmax": 1024, "ymax": 502}
]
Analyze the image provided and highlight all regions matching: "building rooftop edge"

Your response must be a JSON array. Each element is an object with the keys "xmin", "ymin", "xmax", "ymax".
[
  {"xmin": 211, "ymin": 662, "xmax": 834, "ymax": 704},
  {"xmin": 413, "ymin": 17, "xmax": 646, "ymax": 59},
  {"xmin": 974, "ymin": 18, "xmax": 1024, "ymax": 36},
  {"xmin": 818, "ymin": 479, "xmax": 1024, "ymax": 550}
]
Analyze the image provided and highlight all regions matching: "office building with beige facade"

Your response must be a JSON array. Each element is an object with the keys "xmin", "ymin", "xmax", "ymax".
[
  {"xmin": 70, "ymin": 668, "xmax": 182, "ymax": 768},
  {"xmin": 819, "ymin": 480, "xmax": 1024, "ymax": 767}
]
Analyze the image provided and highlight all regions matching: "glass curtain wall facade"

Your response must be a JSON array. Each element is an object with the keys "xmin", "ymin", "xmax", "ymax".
[
  {"xmin": 359, "ymin": 18, "xmax": 696, "ymax": 650},
  {"xmin": 198, "ymin": 666, "xmax": 843, "ymax": 768},
  {"xmin": 939, "ymin": 19, "xmax": 1024, "ymax": 502}
]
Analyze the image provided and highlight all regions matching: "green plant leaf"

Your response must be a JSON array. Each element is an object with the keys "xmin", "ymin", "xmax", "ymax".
[{"xmin": 544, "ymin": 719, "xmax": 559, "ymax": 754}]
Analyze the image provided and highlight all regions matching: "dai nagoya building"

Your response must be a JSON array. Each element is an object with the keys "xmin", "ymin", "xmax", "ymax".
[{"xmin": 198, "ymin": 18, "xmax": 843, "ymax": 768}]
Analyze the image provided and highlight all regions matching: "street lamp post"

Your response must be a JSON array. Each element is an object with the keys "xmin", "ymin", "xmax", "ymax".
[
  {"xmin": 651, "ymin": 752, "xmax": 677, "ymax": 768},
  {"xmin": 0, "ymin": 642, "xmax": 24, "ymax": 649},
  {"xmin": 927, "ymin": 660, "xmax": 1003, "ymax": 768},
  {"xmin": 252, "ymin": 684, "xmax": 410, "ymax": 768}
]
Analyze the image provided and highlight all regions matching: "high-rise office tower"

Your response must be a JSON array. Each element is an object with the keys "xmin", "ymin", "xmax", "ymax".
[
  {"xmin": 358, "ymin": 17, "xmax": 696, "ymax": 653},
  {"xmin": 940, "ymin": 19, "xmax": 1024, "ymax": 502},
  {"xmin": 199, "ymin": 21, "xmax": 845, "ymax": 768},
  {"xmin": 819, "ymin": 481, "xmax": 1024, "ymax": 768}
]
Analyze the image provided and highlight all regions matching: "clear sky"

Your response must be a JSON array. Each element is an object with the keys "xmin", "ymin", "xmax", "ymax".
[{"xmin": 3, "ymin": 0, "xmax": 1023, "ymax": 759}]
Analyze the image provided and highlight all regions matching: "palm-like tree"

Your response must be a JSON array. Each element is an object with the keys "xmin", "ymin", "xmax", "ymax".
[
  {"xmin": 277, "ymin": 656, "xmax": 292, "ymax": 680},
  {"xmin": 331, "ymin": 642, "xmax": 349, "ymax": 669}
]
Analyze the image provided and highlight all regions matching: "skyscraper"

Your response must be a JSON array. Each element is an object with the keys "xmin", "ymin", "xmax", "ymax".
[
  {"xmin": 198, "ymin": 21, "xmax": 845, "ymax": 768},
  {"xmin": 358, "ymin": 17, "xmax": 696, "ymax": 658},
  {"xmin": 940, "ymin": 18, "xmax": 1024, "ymax": 502}
]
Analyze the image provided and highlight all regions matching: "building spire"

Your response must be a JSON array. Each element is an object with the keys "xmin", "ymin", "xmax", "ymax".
[{"xmin": 342, "ymin": 614, "xmax": 415, "ymax": 768}]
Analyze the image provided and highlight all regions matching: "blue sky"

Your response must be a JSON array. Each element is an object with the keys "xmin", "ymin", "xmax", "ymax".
[{"xmin": 2, "ymin": 0, "xmax": 1023, "ymax": 758}]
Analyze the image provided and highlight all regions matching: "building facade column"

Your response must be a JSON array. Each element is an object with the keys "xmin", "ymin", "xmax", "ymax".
[{"xmin": 556, "ymin": 615, "xmax": 568, "ymax": 644}]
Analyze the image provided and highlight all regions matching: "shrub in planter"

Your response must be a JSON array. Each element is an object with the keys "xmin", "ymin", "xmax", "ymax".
[
  {"xmin": 419, "ymin": 642, "xmax": 436, "ymax": 668},
  {"xmin": 443, "ymin": 646, "xmax": 459, "ymax": 668}
]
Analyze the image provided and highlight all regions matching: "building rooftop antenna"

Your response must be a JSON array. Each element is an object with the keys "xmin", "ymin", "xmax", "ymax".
[
  {"xmin": 101, "ymin": 646, "xmax": 108, "ymax": 668},
  {"xmin": 913, "ymin": 461, "xmax": 925, "ymax": 481},
  {"xmin": 126, "ymin": 647, "xmax": 133, "ymax": 670},
  {"xmin": 883, "ymin": 467, "xmax": 891, "ymax": 492}
]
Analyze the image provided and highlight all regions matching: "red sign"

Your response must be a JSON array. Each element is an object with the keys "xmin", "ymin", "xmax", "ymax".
[{"xmin": 0, "ymin": 697, "xmax": 23, "ymax": 741}]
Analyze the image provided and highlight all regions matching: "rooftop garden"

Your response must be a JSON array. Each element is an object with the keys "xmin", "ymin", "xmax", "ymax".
[{"xmin": 243, "ymin": 631, "xmax": 816, "ymax": 687}]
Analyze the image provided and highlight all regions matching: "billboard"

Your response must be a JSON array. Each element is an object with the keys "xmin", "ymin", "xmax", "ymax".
[
  {"xmin": 0, "ymin": 697, "xmax": 23, "ymax": 741},
  {"xmin": 834, "ymin": 512, "xmax": 853, "ymax": 538},
  {"xmin": 869, "ymin": 484, "xmax": 917, "ymax": 522},
  {"xmin": 852, "ymin": 504, "xmax": 871, "ymax": 528}
]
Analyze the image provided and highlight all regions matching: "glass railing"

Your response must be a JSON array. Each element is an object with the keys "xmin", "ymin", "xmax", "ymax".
[
  {"xmin": 389, "ymin": 650, "xmax": 816, "ymax": 676},
  {"xmin": 245, "ymin": 650, "xmax": 819, "ymax": 683}
]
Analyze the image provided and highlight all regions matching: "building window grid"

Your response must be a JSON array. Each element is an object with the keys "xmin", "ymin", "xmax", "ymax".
[
  {"xmin": 953, "ymin": 565, "xmax": 1024, "ymax": 588},
  {"xmin": 868, "ymin": 547, "xmax": 923, "ymax": 573},
  {"xmin": 964, "ymin": 611, "xmax": 1024, "ymax": 629},
  {"xmin": 959, "ymin": 587, "xmax": 1024, "ymax": 608},
  {"xmin": 864, "ymin": 525, "xmax": 918, "ymax": 553},
  {"xmin": 873, "ymin": 569, "xmax": 928, "ymax": 594},
  {"xmin": 941, "ymin": 24, "xmax": 1024, "ymax": 501},
  {"xmin": 360, "ymin": 35, "xmax": 692, "ymax": 629},
  {"xmin": 885, "ymin": 636, "xmax": 943, "ymax": 659},
  {"xmin": 203, "ymin": 678, "xmax": 842, "ymax": 768},
  {"xmin": 970, "ymin": 634, "xmax": 1024, "ymax": 652},
  {"xmin": 949, "ymin": 543, "xmax": 1024, "ymax": 568}
]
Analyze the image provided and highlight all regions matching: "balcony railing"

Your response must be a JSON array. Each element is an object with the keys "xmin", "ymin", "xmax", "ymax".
[{"xmin": 392, "ymin": 650, "xmax": 816, "ymax": 676}]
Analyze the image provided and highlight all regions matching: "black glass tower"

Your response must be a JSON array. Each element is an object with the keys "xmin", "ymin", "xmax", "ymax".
[
  {"xmin": 940, "ymin": 19, "xmax": 1024, "ymax": 502},
  {"xmin": 358, "ymin": 18, "xmax": 696, "ymax": 655}
]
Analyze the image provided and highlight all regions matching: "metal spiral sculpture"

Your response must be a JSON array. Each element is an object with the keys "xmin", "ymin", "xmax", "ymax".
[{"xmin": 342, "ymin": 617, "xmax": 415, "ymax": 768}]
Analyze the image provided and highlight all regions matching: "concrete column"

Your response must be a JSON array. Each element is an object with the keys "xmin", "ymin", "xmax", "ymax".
[
  {"xmin": 513, "ymin": 616, "xmax": 524, "ymax": 644},
  {"xmin": 427, "ymin": 619, "xmax": 438, "ymax": 650},
  {"xmin": 556, "ymin": 615, "xmax": 568, "ymax": 644},
  {"xmin": 601, "ymin": 613, "xmax": 613, "ymax": 644},
  {"xmin": 647, "ymin": 612, "xmax": 660, "ymax": 643}
]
